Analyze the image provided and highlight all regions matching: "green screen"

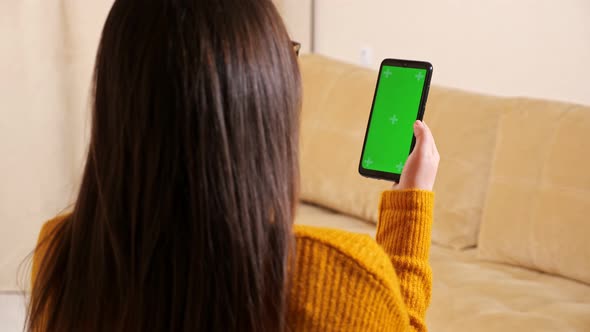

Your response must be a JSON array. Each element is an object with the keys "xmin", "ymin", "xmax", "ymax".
[{"xmin": 361, "ymin": 65, "xmax": 427, "ymax": 174}]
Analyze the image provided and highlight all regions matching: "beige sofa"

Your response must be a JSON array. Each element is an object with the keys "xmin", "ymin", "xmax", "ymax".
[{"xmin": 295, "ymin": 55, "xmax": 590, "ymax": 331}]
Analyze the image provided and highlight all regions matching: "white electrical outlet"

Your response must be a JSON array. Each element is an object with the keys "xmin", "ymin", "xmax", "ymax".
[{"xmin": 360, "ymin": 47, "xmax": 373, "ymax": 67}]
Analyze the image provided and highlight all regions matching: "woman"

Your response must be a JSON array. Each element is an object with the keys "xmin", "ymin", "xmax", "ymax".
[{"xmin": 27, "ymin": 0, "xmax": 439, "ymax": 331}]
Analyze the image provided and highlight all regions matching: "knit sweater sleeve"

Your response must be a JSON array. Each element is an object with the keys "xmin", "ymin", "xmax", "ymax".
[{"xmin": 375, "ymin": 190, "xmax": 434, "ymax": 332}]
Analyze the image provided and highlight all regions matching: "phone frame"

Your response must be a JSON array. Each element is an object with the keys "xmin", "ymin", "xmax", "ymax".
[{"xmin": 358, "ymin": 58, "xmax": 433, "ymax": 183}]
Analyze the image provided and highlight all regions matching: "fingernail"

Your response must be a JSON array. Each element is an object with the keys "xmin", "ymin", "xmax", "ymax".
[{"xmin": 415, "ymin": 120, "xmax": 422, "ymax": 127}]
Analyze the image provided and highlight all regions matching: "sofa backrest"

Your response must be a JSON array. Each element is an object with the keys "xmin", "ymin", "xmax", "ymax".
[
  {"xmin": 298, "ymin": 54, "xmax": 590, "ymax": 284},
  {"xmin": 298, "ymin": 55, "xmax": 514, "ymax": 249},
  {"xmin": 478, "ymin": 98, "xmax": 590, "ymax": 285}
]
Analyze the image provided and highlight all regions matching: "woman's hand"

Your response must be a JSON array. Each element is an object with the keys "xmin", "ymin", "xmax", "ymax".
[{"xmin": 393, "ymin": 120, "xmax": 440, "ymax": 191}]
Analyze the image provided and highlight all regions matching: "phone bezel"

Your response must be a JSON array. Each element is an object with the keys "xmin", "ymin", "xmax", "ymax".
[{"xmin": 358, "ymin": 58, "xmax": 433, "ymax": 183}]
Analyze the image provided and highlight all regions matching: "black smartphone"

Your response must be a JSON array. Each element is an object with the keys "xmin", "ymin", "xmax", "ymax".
[{"xmin": 358, "ymin": 58, "xmax": 433, "ymax": 182}]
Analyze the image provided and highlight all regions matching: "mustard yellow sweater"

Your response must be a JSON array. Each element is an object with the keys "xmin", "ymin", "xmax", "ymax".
[{"xmin": 33, "ymin": 190, "xmax": 433, "ymax": 331}]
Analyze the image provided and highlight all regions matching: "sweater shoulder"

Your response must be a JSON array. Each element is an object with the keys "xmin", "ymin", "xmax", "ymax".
[
  {"xmin": 39, "ymin": 214, "xmax": 70, "ymax": 241},
  {"xmin": 32, "ymin": 213, "xmax": 70, "ymax": 287},
  {"xmin": 290, "ymin": 225, "xmax": 408, "ymax": 330},
  {"xmin": 294, "ymin": 224, "xmax": 399, "ymax": 293}
]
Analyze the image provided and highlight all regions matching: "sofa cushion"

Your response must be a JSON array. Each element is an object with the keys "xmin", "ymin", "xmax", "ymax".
[
  {"xmin": 299, "ymin": 55, "xmax": 392, "ymax": 226},
  {"xmin": 425, "ymin": 88, "xmax": 512, "ymax": 249},
  {"xmin": 296, "ymin": 203, "xmax": 376, "ymax": 237},
  {"xmin": 429, "ymin": 245, "xmax": 590, "ymax": 332},
  {"xmin": 299, "ymin": 55, "xmax": 510, "ymax": 249},
  {"xmin": 295, "ymin": 202, "xmax": 590, "ymax": 332},
  {"xmin": 478, "ymin": 99, "xmax": 590, "ymax": 285}
]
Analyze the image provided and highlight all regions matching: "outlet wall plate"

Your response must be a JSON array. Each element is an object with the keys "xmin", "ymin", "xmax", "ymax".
[{"xmin": 360, "ymin": 46, "xmax": 373, "ymax": 66}]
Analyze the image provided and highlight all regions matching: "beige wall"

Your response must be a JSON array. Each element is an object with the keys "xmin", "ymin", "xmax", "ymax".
[
  {"xmin": 281, "ymin": 0, "xmax": 313, "ymax": 54},
  {"xmin": 0, "ymin": 1, "xmax": 112, "ymax": 290},
  {"xmin": 282, "ymin": 0, "xmax": 590, "ymax": 106}
]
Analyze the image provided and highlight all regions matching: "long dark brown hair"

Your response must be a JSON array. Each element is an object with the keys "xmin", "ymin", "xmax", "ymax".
[{"xmin": 27, "ymin": 0, "xmax": 301, "ymax": 330}]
